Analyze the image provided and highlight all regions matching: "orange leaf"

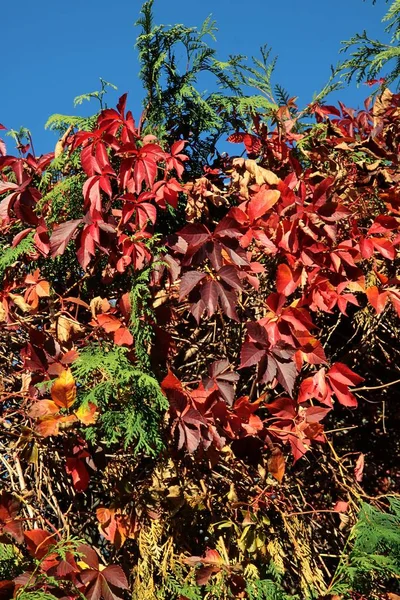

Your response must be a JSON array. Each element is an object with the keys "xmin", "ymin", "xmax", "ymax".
[
  {"xmin": 267, "ymin": 448, "xmax": 285, "ymax": 483},
  {"xmin": 75, "ymin": 403, "xmax": 98, "ymax": 425},
  {"xmin": 28, "ymin": 400, "xmax": 59, "ymax": 418},
  {"xmin": 51, "ymin": 368, "xmax": 76, "ymax": 408},
  {"xmin": 36, "ymin": 280, "xmax": 50, "ymax": 297},
  {"xmin": 113, "ymin": 326, "xmax": 133, "ymax": 346},
  {"xmin": 35, "ymin": 416, "xmax": 62, "ymax": 437},
  {"xmin": 97, "ymin": 507, "xmax": 113, "ymax": 524},
  {"xmin": 97, "ymin": 313, "xmax": 122, "ymax": 333}
]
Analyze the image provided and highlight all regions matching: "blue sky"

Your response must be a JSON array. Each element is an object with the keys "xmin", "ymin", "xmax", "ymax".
[{"xmin": 1, "ymin": 0, "xmax": 391, "ymax": 155}]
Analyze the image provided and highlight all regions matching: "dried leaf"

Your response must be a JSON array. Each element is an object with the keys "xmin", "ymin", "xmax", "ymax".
[
  {"xmin": 268, "ymin": 448, "xmax": 285, "ymax": 483},
  {"xmin": 9, "ymin": 293, "xmax": 32, "ymax": 313},
  {"xmin": 57, "ymin": 315, "xmax": 84, "ymax": 342}
]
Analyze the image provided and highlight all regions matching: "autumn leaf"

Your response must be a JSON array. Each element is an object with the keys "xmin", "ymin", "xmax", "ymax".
[
  {"xmin": 51, "ymin": 369, "xmax": 77, "ymax": 408},
  {"xmin": 57, "ymin": 315, "xmax": 85, "ymax": 342},
  {"xmin": 75, "ymin": 402, "xmax": 98, "ymax": 425},
  {"xmin": 267, "ymin": 448, "xmax": 285, "ymax": 483}
]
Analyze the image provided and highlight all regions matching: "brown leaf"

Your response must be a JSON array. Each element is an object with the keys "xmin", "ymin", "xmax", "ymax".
[
  {"xmin": 20, "ymin": 373, "xmax": 32, "ymax": 393},
  {"xmin": 54, "ymin": 124, "xmax": 73, "ymax": 159},
  {"xmin": 9, "ymin": 293, "xmax": 32, "ymax": 313},
  {"xmin": 373, "ymin": 88, "xmax": 393, "ymax": 128},
  {"xmin": 267, "ymin": 448, "xmax": 285, "ymax": 483},
  {"xmin": 28, "ymin": 399, "xmax": 59, "ymax": 418},
  {"xmin": 89, "ymin": 296, "xmax": 111, "ymax": 319},
  {"xmin": 56, "ymin": 315, "xmax": 84, "ymax": 342},
  {"xmin": 231, "ymin": 158, "xmax": 280, "ymax": 199}
]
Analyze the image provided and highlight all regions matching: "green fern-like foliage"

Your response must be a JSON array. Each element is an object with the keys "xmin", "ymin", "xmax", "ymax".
[
  {"xmin": 15, "ymin": 593, "xmax": 59, "ymax": 600},
  {"xmin": 246, "ymin": 580, "xmax": 300, "ymax": 600},
  {"xmin": 44, "ymin": 114, "xmax": 94, "ymax": 134},
  {"xmin": 45, "ymin": 78, "xmax": 116, "ymax": 135},
  {"xmin": 0, "ymin": 542, "xmax": 20, "ymax": 580},
  {"xmin": 135, "ymin": 1, "xmax": 281, "ymax": 174},
  {"xmin": 129, "ymin": 266, "xmax": 159, "ymax": 372},
  {"xmin": 337, "ymin": 0, "xmax": 400, "ymax": 88},
  {"xmin": 156, "ymin": 567, "xmax": 203, "ymax": 600},
  {"xmin": 72, "ymin": 343, "xmax": 168, "ymax": 454},
  {"xmin": 0, "ymin": 233, "xmax": 34, "ymax": 279},
  {"xmin": 331, "ymin": 497, "xmax": 400, "ymax": 597}
]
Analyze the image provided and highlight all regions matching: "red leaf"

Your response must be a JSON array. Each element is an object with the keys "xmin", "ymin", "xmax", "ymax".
[
  {"xmin": 240, "ymin": 342, "xmax": 266, "ymax": 369},
  {"xmin": 50, "ymin": 219, "xmax": 82, "ymax": 257},
  {"xmin": 196, "ymin": 565, "xmax": 217, "ymax": 586},
  {"xmin": 360, "ymin": 236, "xmax": 374, "ymax": 259},
  {"xmin": 216, "ymin": 283, "xmax": 239, "ymax": 321},
  {"xmin": 178, "ymin": 224, "xmax": 211, "ymax": 250},
  {"xmin": 77, "ymin": 543, "xmax": 99, "ymax": 570},
  {"xmin": 179, "ymin": 271, "xmax": 206, "ymax": 299},
  {"xmin": 276, "ymin": 264, "xmax": 297, "ymax": 296},
  {"xmin": 102, "ymin": 565, "xmax": 129, "ymax": 589},
  {"xmin": 161, "ymin": 370, "xmax": 184, "ymax": 393},
  {"xmin": 65, "ymin": 458, "xmax": 90, "ymax": 492},
  {"xmin": 227, "ymin": 132, "xmax": 246, "ymax": 144},
  {"xmin": 328, "ymin": 363, "xmax": 364, "ymax": 387},
  {"xmin": 97, "ymin": 314, "xmax": 123, "ymax": 333},
  {"xmin": 267, "ymin": 397, "xmax": 297, "ymax": 419},
  {"xmin": 248, "ymin": 188, "xmax": 280, "ymax": 221},
  {"xmin": 371, "ymin": 237, "xmax": 395, "ymax": 260},
  {"xmin": 113, "ymin": 327, "xmax": 134, "ymax": 346},
  {"xmin": 334, "ymin": 501, "xmax": 349, "ymax": 513},
  {"xmin": 243, "ymin": 133, "xmax": 262, "ymax": 155},
  {"xmin": 366, "ymin": 286, "xmax": 388, "ymax": 314},
  {"xmin": 329, "ymin": 380, "xmax": 358, "ymax": 408},
  {"xmin": 24, "ymin": 529, "xmax": 56, "ymax": 560},
  {"xmin": 217, "ymin": 265, "xmax": 244, "ymax": 291},
  {"xmin": 201, "ymin": 280, "xmax": 219, "ymax": 316},
  {"xmin": 305, "ymin": 406, "xmax": 331, "ymax": 423}
]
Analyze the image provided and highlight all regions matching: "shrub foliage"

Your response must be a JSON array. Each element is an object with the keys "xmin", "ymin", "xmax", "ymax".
[{"xmin": 1, "ymin": 4, "xmax": 400, "ymax": 600}]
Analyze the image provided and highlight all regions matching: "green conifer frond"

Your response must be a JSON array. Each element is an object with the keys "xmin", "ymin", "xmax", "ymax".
[
  {"xmin": 72, "ymin": 343, "xmax": 168, "ymax": 454},
  {"xmin": 44, "ymin": 114, "xmax": 93, "ymax": 133},
  {"xmin": 337, "ymin": 1, "xmax": 400, "ymax": 88},
  {"xmin": 331, "ymin": 497, "xmax": 400, "ymax": 596},
  {"xmin": 0, "ymin": 233, "xmax": 34, "ymax": 279}
]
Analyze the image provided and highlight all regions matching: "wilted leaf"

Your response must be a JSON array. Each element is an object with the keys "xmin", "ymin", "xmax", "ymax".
[
  {"xmin": 57, "ymin": 315, "xmax": 85, "ymax": 342},
  {"xmin": 9, "ymin": 293, "xmax": 32, "ymax": 313}
]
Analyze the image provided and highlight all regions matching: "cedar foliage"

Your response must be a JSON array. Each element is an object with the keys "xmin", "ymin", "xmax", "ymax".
[
  {"xmin": 338, "ymin": 0, "xmax": 400, "ymax": 88},
  {"xmin": 1, "ymin": 3, "xmax": 400, "ymax": 600}
]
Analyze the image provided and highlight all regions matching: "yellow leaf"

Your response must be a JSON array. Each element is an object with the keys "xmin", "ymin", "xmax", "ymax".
[
  {"xmin": 75, "ymin": 402, "xmax": 98, "ymax": 425},
  {"xmin": 51, "ymin": 368, "xmax": 76, "ymax": 408}
]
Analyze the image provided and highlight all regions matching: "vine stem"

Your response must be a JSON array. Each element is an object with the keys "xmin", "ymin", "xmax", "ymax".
[{"xmin": 352, "ymin": 377, "xmax": 400, "ymax": 392}]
